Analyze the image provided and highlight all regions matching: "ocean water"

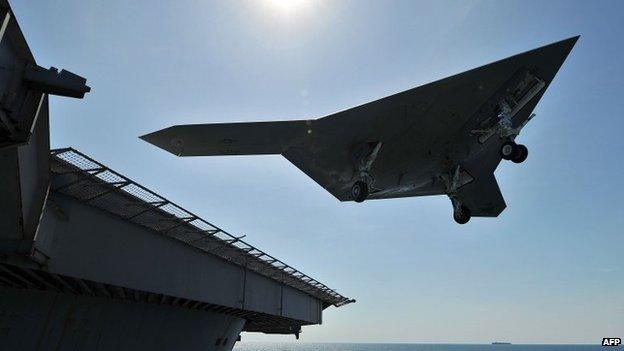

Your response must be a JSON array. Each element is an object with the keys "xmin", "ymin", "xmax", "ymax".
[{"xmin": 233, "ymin": 343, "xmax": 620, "ymax": 351}]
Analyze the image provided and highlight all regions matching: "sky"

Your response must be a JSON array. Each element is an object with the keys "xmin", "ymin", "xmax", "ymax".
[{"xmin": 11, "ymin": 0, "xmax": 623, "ymax": 344}]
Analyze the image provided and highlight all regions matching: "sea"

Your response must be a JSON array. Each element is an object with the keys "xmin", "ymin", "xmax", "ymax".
[{"xmin": 233, "ymin": 343, "xmax": 620, "ymax": 351}]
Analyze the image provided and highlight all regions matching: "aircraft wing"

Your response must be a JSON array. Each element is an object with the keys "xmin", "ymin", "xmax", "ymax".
[{"xmin": 140, "ymin": 121, "xmax": 310, "ymax": 156}]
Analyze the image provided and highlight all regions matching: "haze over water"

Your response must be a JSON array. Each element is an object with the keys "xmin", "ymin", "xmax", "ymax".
[{"xmin": 234, "ymin": 343, "xmax": 618, "ymax": 351}]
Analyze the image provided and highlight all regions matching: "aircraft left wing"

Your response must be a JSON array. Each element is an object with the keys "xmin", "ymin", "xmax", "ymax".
[{"xmin": 140, "ymin": 120, "xmax": 310, "ymax": 156}]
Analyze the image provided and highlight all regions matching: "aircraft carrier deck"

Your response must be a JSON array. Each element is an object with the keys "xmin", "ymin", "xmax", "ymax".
[{"xmin": 0, "ymin": 1, "xmax": 353, "ymax": 350}]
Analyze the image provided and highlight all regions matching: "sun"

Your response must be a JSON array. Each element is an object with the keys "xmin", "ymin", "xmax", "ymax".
[{"xmin": 265, "ymin": 0, "xmax": 310, "ymax": 15}]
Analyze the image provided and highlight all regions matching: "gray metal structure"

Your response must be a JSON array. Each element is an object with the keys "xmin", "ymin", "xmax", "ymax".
[
  {"xmin": 0, "ymin": 1, "xmax": 352, "ymax": 350},
  {"xmin": 142, "ymin": 37, "xmax": 578, "ymax": 224},
  {"xmin": 50, "ymin": 147, "xmax": 352, "ymax": 309}
]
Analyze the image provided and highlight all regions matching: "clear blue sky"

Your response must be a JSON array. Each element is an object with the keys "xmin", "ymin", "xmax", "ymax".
[{"xmin": 12, "ymin": 0, "xmax": 623, "ymax": 344}]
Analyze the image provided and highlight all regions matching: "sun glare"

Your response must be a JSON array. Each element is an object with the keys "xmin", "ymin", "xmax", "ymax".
[{"xmin": 265, "ymin": 0, "xmax": 310, "ymax": 15}]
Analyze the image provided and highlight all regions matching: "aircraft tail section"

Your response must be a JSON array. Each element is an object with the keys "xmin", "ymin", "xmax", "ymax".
[{"xmin": 140, "ymin": 120, "xmax": 310, "ymax": 156}]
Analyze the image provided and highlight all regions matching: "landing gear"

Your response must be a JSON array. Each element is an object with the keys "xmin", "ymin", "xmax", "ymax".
[
  {"xmin": 470, "ymin": 97, "xmax": 536, "ymax": 165},
  {"xmin": 453, "ymin": 205, "xmax": 471, "ymax": 225},
  {"xmin": 350, "ymin": 141, "xmax": 382, "ymax": 203},
  {"xmin": 512, "ymin": 144, "xmax": 528, "ymax": 163},
  {"xmin": 351, "ymin": 181, "xmax": 369, "ymax": 203},
  {"xmin": 443, "ymin": 165, "xmax": 472, "ymax": 225},
  {"xmin": 500, "ymin": 141, "xmax": 516, "ymax": 160},
  {"xmin": 500, "ymin": 141, "xmax": 528, "ymax": 163}
]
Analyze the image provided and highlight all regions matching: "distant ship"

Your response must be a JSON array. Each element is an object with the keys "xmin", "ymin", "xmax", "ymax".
[{"xmin": 492, "ymin": 342, "xmax": 512, "ymax": 345}]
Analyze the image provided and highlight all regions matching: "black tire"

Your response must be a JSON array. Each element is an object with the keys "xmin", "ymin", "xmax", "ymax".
[
  {"xmin": 351, "ymin": 181, "xmax": 369, "ymax": 203},
  {"xmin": 500, "ymin": 141, "xmax": 517, "ymax": 160},
  {"xmin": 453, "ymin": 205, "xmax": 471, "ymax": 224},
  {"xmin": 512, "ymin": 144, "xmax": 528, "ymax": 163}
]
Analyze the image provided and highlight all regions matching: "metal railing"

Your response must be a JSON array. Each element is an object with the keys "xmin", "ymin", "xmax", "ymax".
[{"xmin": 50, "ymin": 147, "xmax": 354, "ymax": 307}]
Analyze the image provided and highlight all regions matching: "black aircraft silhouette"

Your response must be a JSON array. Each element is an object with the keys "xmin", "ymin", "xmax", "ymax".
[{"xmin": 141, "ymin": 37, "xmax": 578, "ymax": 224}]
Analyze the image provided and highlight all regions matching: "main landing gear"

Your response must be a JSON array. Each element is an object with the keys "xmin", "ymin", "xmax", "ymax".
[
  {"xmin": 350, "ymin": 141, "xmax": 382, "ymax": 203},
  {"xmin": 453, "ymin": 203, "xmax": 471, "ymax": 225},
  {"xmin": 500, "ymin": 141, "xmax": 528, "ymax": 163},
  {"xmin": 351, "ymin": 181, "xmax": 369, "ymax": 203},
  {"xmin": 471, "ymin": 100, "xmax": 534, "ymax": 165},
  {"xmin": 444, "ymin": 165, "xmax": 472, "ymax": 225}
]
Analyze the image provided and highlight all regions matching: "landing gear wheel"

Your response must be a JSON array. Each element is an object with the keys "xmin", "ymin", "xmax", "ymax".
[
  {"xmin": 351, "ymin": 181, "xmax": 369, "ymax": 203},
  {"xmin": 501, "ymin": 141, "xmax": 529, "ymax": 163},
  {"xmin": 500, "ymin": 141, "xmax": 517, "ymax": 160},
  {"xmin": 512, "ymin": 144, "xmax": 528, "ymax": 163},
  {"xmin": 453, "ymin": 205, "xmax": 471, "ymax": 225}
]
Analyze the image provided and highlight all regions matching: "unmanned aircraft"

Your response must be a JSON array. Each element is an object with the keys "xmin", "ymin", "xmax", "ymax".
[{"xmin": 141, "ymin": 37, "xmax": 578, "ymax": 224}]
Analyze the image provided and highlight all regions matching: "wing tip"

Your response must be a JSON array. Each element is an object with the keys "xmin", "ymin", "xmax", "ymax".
[
  {"xmin": 557, "ymin": 34, "xmax": 580, "ymax": 54},
  {"xmin": 139, "ymin": 128, "xmax": 185, "ymax": 157}
]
